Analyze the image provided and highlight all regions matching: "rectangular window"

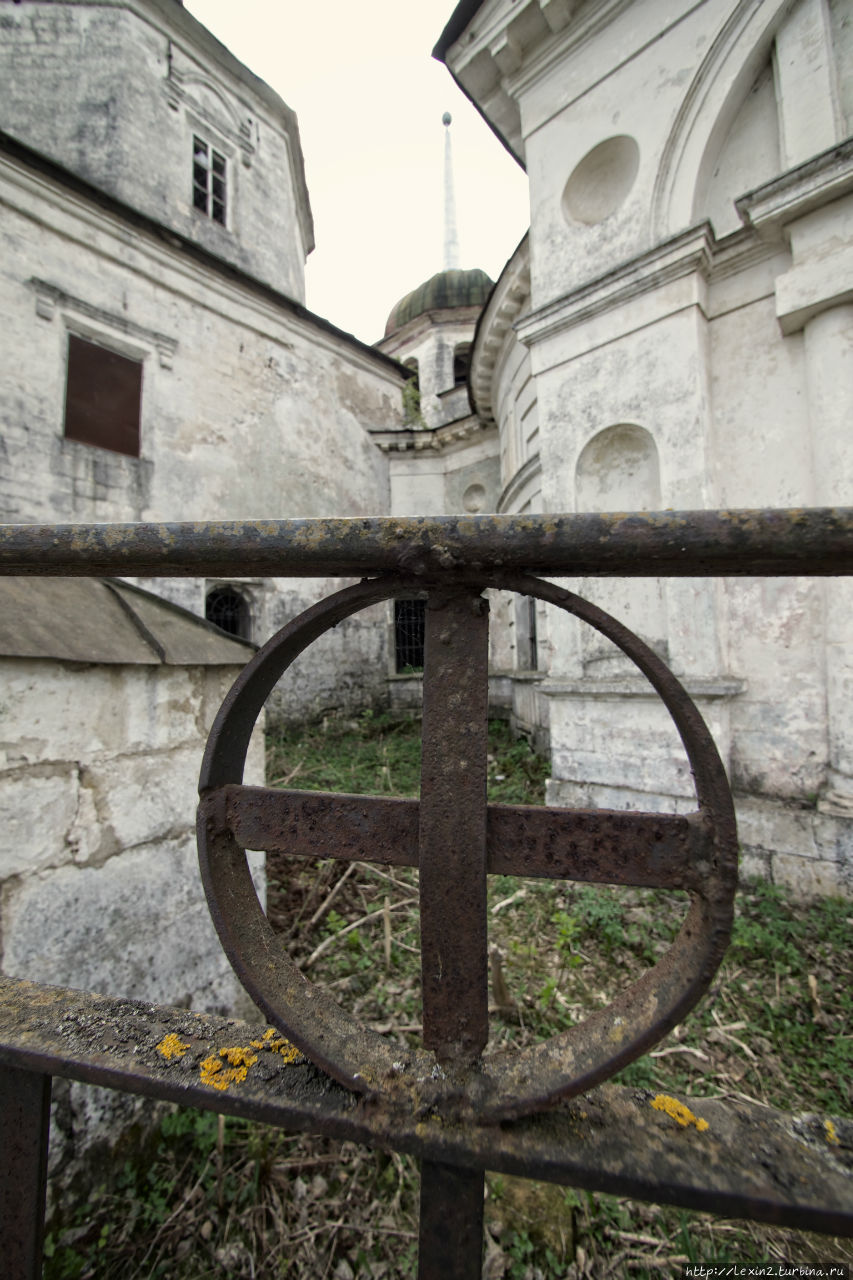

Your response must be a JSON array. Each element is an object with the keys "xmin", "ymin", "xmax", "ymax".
[
  {"xmin": 394, "ymin": 598, "xmax": 426, "ymax": 673},
  {"xmin": 192, "ymin": 135, "xmax": 226, "ymax": 225},
  {"xmin": 517, "ymin": 596, "xmax": 538, "ymax": 671},
  {"xmin": 64, "ymin": 333, "xmax": 143, "ymax": 457}
]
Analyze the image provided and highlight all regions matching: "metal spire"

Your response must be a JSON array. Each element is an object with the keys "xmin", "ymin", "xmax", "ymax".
[{"xmin": 442, "ymin": 112, "xmax": 460, "ymax": 270}]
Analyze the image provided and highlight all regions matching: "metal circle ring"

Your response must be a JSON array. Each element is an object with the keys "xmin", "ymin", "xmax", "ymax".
[{"xmin": 197, "ymin": 572, "xmax": 737, "ymax": 1121}]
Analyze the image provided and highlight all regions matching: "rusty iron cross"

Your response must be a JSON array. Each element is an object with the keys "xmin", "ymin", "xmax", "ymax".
[{"xmin": 197, "ymin": 571, "xmax": 737, "ymax": 1122}]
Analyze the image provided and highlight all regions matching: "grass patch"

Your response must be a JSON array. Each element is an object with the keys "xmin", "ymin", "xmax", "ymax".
[{"xmin": 46, "ymin": 714, "xmax": 852, "ymax": 1278}]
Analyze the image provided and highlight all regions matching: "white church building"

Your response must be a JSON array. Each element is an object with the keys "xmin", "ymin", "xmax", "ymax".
[{"xmin": 1, "ymin": 0, "xmax": 852, "ymax": 902}]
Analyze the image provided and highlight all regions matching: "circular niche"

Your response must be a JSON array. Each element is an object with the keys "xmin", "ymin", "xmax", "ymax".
[
  {"xmin": 462, "ymin": 482, "xmax": 487, "ymax": 513},
  {"xmin": 562, "ymin": 136, "xmax": 640, "ymax": 226}
]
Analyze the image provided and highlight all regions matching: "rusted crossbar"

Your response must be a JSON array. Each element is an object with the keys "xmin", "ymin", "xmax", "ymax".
[
  {"xmin": 1, "ymin": 508, "xmax": 852, "ymax": 1279},
  {"xmin": 0, "ymin": 507, "xmax": 851, "ymax": 577},
  {"xmin": 1, "ymin": 978, "xmax": 851, "ymax": 1234}
]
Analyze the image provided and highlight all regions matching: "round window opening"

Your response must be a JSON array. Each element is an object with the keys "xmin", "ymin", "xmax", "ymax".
[
  {"xmin": 562, "ymin": 135, "xmax": 640, "ymax": 227},
  {"xmin": 206, "ymin": 586, "xmax": 250, "ymax": 640}
]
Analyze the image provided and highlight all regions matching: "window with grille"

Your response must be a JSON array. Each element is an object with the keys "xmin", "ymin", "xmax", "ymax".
[
  {"xmin": 394, "ymin": 598, "xmax": 426, "ymax": 673},
  {"xmin": 193, "ymin": 136, "xmax": 226, "ymax": 225},
  {"xmin": 206, "ymin": 586, "xmax": 250, "ymax": 640},
  {"xmin": 64, "ymin": 334, "xmax": 142, "ymax": 457}
]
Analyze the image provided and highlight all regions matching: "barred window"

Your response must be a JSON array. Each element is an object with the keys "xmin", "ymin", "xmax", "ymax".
[
  {"xmin": 193, "ymin": 136, "xmax": 226, "ymax": 226},
  {"xmin": 64, "ymin": 333, "xmax": 142, "ymax": 457},
  {"xmin": 394, "ymin": 598, "xmax": 426, "ymax": 673},
  {"xmin": 206, "ymin": 586, "xmax": 250, "ymax": 640}
]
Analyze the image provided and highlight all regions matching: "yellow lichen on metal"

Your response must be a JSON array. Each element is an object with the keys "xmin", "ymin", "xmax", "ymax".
[
  {"xmin": 249, "ymin": 1026, "xmax": 303, "ymax": 1064},
  {"xmin": 199, "ymin": 1055, "xmax": 246, "ymax": 1092},
  {"xmin": 826, "ymin": 1119, "xmax": 840, "ymax": 1145},
  {"xmin": 219, "ymin": 1045, "xmax": 258, "ymax": 1069},
  {"xmin": 199, "ymin": 1030, "xmax": 303, "ymax": 1092},
  {"xmin": 156, "ymin": 1033, "xmax": 190, "ymax": 1061},
  {"xmin": 651, "ymin": 1094, "xmax": 709, "ymax": 1132}
]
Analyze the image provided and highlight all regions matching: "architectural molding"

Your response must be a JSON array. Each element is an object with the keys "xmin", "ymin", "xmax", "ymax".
[
  {"xmin": 513, "ymin": 220, "xmax": 780, "ymax": 350},
  {"xmin": 540, "ymin": 676, "xmax": 746, "ymax": 700},
  {"xmin": 370, "ymin": 415, "xmax": 496, "ymax": 455},
  {"xmin": 29, "ymin": 278, "xmax": 178, "ymax": 369},
  {"xmin": 735, "ymin": 137, "xmax": 853, "ymax": 240},
  {"xmin": 651, "ymin": 0, "xmax": 792, "ymax": 240},
  {"xmin": 438, "ymin": 0, "xmax": 631, "ymax": 161},
  {"xmin": 470, "ymin": 235, "xmax": 530, "ymax": 421},
  {"xmin": 514, "ymin": 224, "xmax": 715, "ymax": 348}
]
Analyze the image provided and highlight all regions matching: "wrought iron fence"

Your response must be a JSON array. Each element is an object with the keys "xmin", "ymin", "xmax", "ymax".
[{"xmin": 0, "ymin": 509, "xmax": 851, "ymax": 1279}]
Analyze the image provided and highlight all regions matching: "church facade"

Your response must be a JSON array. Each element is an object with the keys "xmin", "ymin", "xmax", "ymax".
[{"xmin": 435, "ymin": 0, "xmax": 853, "ymax": 894}]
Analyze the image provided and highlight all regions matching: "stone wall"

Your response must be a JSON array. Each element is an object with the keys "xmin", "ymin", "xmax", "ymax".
[
  {"xmin": 0, "ymin": 655, "xmax": 264, "ymax": 1010},
  {"xmin": 0, "ymin": 648, "xmax": 265, "ymax": 1189}
]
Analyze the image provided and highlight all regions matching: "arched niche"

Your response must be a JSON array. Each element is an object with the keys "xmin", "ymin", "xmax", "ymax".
[
  {"xmin": 576, "ymin": 423, "xmax": 661, "ymax": 512},
  {"xmin": 575, "ymin": 425, "xmax": 667, "ymax": 673},
  {"xmin": 651, "ymin": 0, "xmax": 790, "ymax": 240},
  {"xmin": 693, "ymin": 62, "xmax": 780, "ymax": 237}
]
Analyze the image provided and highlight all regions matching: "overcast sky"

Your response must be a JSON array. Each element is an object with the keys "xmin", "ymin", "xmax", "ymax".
[{"xmin": 185, "ymin": 0, "xmax": 530, "ymax": 345}]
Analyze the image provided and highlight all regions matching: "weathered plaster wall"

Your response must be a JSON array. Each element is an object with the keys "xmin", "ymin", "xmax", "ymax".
[
  {"xmin": 0, "ymin": 652, "xmax": 265, "ymax": 1189},
  {"xmin": 0, "ymin": 153, "xmax": 397, "ymax": 528},
  {"xmin": 0, "ymin": 657, "xmax": 264, "ymax": 1009},
  {"xmin": 0, "ymin": 0, "xmax": 311, "ymax": 299}
]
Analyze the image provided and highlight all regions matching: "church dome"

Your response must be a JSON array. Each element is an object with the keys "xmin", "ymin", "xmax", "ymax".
[{"xmin": 384, "ymin": 267, "xmax": 494, "ymax": 336}]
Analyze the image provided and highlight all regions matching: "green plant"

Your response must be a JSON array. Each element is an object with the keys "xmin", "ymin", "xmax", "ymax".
[{"xmin": 402, "ymin": 378, "xmax": 425, "ymax": 428}]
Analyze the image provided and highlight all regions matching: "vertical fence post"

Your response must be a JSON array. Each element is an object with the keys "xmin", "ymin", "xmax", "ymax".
[
  {"xmin": 0, "ymin": 1065, "xmax": 51, "ymax": 1280},
  {"xmin": 417, "ymin": 586, "xmax": 490, "ymax": 1277},
  {"xmin": 418, "ymin": 1160, "xmax": 485, "ymax": 1280}
]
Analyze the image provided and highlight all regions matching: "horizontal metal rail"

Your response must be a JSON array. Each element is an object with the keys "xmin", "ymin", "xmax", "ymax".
[
  {"xmin": 1, "ymin": 977, "xmax": 851, "ymax": 1236},
  {"xmin": 0, "ymin": 507, "xmax": 851, "ymax": 577}
]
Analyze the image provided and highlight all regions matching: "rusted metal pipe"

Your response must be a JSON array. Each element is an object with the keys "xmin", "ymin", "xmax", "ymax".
[{"xmin": 0, "ymin": 508, "xmax": 851, "ymax": 577}]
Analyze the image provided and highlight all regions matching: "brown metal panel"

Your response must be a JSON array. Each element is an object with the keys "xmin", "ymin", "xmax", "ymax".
[{"xmin": 64, "ymin": 333, "xmax": 142, "ymax": 457}]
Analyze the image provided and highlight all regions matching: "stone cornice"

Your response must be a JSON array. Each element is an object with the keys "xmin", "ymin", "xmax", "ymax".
[
  {"xmin": 736, "ymin": 138, "xmax": 853, "ymax": 240},
  {"xmin": 513, "ymin": 221, "xmax": 779, "ymax": 350},
  {"xmin": 470, "ymin": 235, "xmax": 530, "ymax": 422},
  {"xmin": 437, "ymin": 0, "xmax": 631, "ymax": 162},
  {"xmin": 370, "ymin": 415, "xmax": 496, "ymax": 455},
  {"xmin": 515, "ymin": 224, "xmax": 716, "ymax": 348}
]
